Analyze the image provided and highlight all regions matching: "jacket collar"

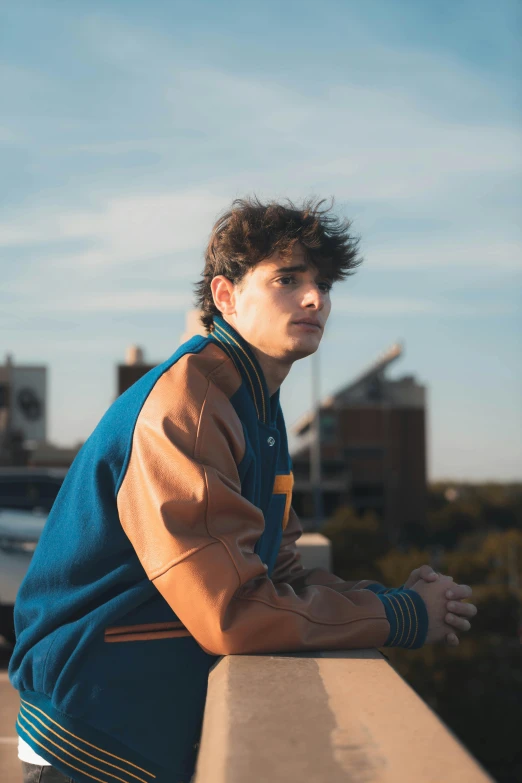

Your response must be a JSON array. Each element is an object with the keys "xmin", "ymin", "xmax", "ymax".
[{"xmin": 210, "ymin": 316, "xmax": 272, "ymax": 425}]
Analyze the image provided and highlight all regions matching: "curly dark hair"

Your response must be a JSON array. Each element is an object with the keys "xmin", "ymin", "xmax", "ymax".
[{"xmin": 194, "ymin": 196, "xmax": 363, "ymax": 330}]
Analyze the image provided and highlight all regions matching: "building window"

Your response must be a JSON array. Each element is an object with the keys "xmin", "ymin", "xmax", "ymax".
[
  {"xmin": 0, "ymin": 384, "xmax": 8, "ymax": 408},
  {"xmin": 322, "ymin": 460, "xmax": 346, "ymax": 480},
  {"xmin": 320, "ymin": 412, "xmax": 337, "ymax": 443},
  {"xmin": 344, "ymin": 446, "xmax": 383, "ymax": 459}
]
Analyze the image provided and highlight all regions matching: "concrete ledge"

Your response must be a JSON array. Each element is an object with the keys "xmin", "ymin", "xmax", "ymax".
[
  {"xmin": 296, "ymin": 532, "xmax": 331, "ymax": 572},
  {"xmin": 194, "ymin": 649, "xmax": 492, "ymax": 783}
]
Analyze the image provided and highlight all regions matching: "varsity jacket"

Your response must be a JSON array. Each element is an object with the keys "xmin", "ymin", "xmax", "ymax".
[{"xmin": 9, "ymin": 316, "xmax": 428, "ymax": 783}]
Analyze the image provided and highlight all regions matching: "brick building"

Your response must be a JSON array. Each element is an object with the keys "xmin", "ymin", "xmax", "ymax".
[{"xmin": 291, "ymin": 344, "xmax": 427, "ymax": 543}]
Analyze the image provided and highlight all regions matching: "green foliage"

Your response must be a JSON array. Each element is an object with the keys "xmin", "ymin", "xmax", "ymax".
[
  {"xmin": 426, "ymin": 482, "xmax": 522, "ymax": 549},
  {"xmin": 376, "ymin": 546, "xmax": 431, "ymax": 587},
  {"xmin": 322, "ymin": 506, "xmax": 388, "ymax": 583},
  {"xmin": 445, "ymin": 528, "xmax": 522, "ymax": 587},
  {"xmin": 376, "ymin": 528, "xmax": 522, "ymax": 592},
  {"xmin": 385, "ymin": 637, "xmax": 522, "ymax": 781},
  {"xmin": 323, "ymin": 484, "xmax": 522, "ymax": 783}
]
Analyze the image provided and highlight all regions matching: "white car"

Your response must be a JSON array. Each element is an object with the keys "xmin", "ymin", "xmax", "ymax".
[{"xmin": 0, "ymin": 508, "xmax": 47, "ymax": 645}]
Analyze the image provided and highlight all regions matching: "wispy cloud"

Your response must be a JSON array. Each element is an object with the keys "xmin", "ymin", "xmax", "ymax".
[
  {"xmin": 0, "ymin": 189, "xmax": 224, "ymax": 265},
  {"xmin": 2, "ymin": 2, "xmax": 520, "ymax": 478},
  {"xmin": 330, "ymin": 296, "xmax": 516, "ymax": 317},
  {"xmin": 1, "ymin": 31, "xmax": 520, "ymax": 275},
  {"xmin": 0, "ymin": 126, "xmax": 19, "ymax": 143},
  {"xmin": 43, "ymin": 289, "xmax": 194, "ymax": 313},
  {"xmin": 366, "ymin": 238, "xmax": 522, "ymax": 271}
]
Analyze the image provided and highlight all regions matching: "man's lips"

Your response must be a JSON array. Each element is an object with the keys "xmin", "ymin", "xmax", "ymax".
[{"xmin": 291, "ymin": 319, "xmax": 322, "ymax": 330}]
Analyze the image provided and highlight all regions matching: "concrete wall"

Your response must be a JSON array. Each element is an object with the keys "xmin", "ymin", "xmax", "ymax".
[
  {"xmin": 296, "ymin": 532, "xmax": 332, "ymax": 572},
  {"xmin": 195, "ymin": 649, "xmax": 493, "ymax": 783}
]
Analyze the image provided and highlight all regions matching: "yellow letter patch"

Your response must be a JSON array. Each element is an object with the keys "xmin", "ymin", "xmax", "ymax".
[{"xmin": 273, "ymin": 472, "xmax": 294, "ymax": 530}]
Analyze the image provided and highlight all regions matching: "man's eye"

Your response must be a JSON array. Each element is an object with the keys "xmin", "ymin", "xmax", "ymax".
[
  {"xmin": 277, "ymin": 276, "xmax": 295, "ymax": 285},
  {"xmin": 318, "ymin": 282, "xmax": 332, "ymax": 293}
]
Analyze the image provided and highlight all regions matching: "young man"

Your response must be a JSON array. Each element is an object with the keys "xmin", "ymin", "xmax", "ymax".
[{"xmin": 9, "ymin": 198, "xmax": 476, "ymax": 783}]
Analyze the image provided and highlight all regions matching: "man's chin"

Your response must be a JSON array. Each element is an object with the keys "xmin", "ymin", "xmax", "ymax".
[{"xmin": 284, "ymin": 336, "xmax": 322, "ymax": 361}]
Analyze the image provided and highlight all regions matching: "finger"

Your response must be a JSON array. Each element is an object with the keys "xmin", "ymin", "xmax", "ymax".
[
  {"xmin": 447, "ymin": 601, "xmax": 478, "ymax": 618},
  {"xmin": 417, "ymin": 565, "xmax": 439, "ymax": 582},
  {"xmin": 446, "ymin": 584, "xmax": 472, "ymax": 600},
  {"xmin": 404, "ymin": 569, "xmax": 420, "ymax": 588},
  {"xmin": 445, "ymin": 613, "xmax": 471, "ymax": 632},
  {"xmin": 446, "ymin": 632, "xmax": 459, "ymax": 647}
]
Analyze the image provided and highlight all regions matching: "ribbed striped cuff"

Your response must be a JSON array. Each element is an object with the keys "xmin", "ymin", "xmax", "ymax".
[{"xmin": 376, "ymin": 589, "xmax": 428, "ymax": 649}]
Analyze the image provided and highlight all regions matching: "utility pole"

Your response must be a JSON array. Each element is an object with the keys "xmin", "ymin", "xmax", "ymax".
[{"xmin": 310, "ymin": 350, "xmax": 324, "ymax": 530}]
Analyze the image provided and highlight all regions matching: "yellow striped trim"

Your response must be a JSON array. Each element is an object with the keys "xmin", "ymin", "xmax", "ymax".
[
  {"xmin": 397, "ymin": 592, "xmax": 412, "ymax": 647},
  {"xmin": 20, "ymin": 700, "xmax": 154, "ymax": 778},
  {"xmin": 19, "ymin": 706, "xmax": 150, "ymax": 783},
  {"xmin": 273, "ymin": 472, "xmax": 294, "ymax": 531},
  {"xmin": 19, "ymin": 714, "xmax": 128, "ymax": 783},
  {"xmin": 214, "ymin": 322, "xmax": 267, "ymax": 422},
  {"xmin": 384, "ymin": 594, "xmax": 400, "ymax": 646},
  {"xmin": 389, "ymin": 594, "xmax": 406, "ymax": 646},
  {"xmin": 402, "ymin": 591, "xmax": 419, "ymax": 648},
  {"xmin": 213, "ymin": 331, "xmax": 261, "ymax": 420},
  {"xmin": 18, "ymin": 718, "xmax": 111, "ymax": 783}
]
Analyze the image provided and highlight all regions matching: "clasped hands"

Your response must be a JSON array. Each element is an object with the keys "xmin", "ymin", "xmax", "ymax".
[{"xmin": 403, "ymin": 565, "xmax": 477, "ymax": 647}]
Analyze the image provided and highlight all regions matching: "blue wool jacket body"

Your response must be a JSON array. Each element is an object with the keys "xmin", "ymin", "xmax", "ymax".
[{"xmin": 9, "ymin": 318, "xmax": 428, "ymax": 783}]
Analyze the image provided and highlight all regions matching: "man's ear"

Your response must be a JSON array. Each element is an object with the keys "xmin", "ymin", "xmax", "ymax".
[{"xmin": 210, "ymin": 275, "xmax": 236, "ymax": 316}]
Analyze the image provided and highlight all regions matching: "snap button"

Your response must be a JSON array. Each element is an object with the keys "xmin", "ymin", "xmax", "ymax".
[{"xmin": 267, "ymin": 436, "xmax": 275, "ymax": 446}]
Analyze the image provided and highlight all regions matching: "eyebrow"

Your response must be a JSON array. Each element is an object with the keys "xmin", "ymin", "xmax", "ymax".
[
  {"xmin": 275, "ymin": 264, "xmax": 313, "ymax": 275},
  {"xmin": 274, "ymin": 263, "xmax": 330, "ymax": 281}
]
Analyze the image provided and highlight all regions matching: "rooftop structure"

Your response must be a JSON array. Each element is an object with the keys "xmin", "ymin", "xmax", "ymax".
[
  {"xmin": 0, "ymin": 355, "xmax": 47, "ymax": 466},
  {"xmin": 291, "ymin": 343, "xmax": 427, "ymax": 543}
]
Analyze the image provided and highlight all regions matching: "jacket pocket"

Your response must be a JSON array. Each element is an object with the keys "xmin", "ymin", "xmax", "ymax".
[{"xmin": 104, "ymin": 620, "xmax": 192, "ymax": 643}]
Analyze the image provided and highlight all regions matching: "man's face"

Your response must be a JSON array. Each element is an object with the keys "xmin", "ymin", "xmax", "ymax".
[{"xmin": 225, "ymin": 243, "xmax": 332, "ymax": 362}]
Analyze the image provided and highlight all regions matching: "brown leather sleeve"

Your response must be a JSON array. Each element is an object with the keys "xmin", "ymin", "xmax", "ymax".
[
  {"xmin": 117, "ymin": 347, "xmax": 390, "ymax": 655},
  {"xmin": 271, "ymin": 507, "xmax": 385, "ymax": 594}
]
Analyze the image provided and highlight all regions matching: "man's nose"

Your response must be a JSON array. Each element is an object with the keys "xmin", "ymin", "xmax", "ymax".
[{"xmin": 303, "ymin": 284, "xmax": 325, "ymax": 309}]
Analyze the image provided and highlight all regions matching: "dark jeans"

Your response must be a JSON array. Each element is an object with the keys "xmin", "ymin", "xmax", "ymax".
[{"xmin": 21, "ymin": 761, "xmax": 75, "ymax": 783}]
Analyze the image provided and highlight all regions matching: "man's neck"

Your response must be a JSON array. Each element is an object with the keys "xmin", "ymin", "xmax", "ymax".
[
  {"xmin": 250, "ymin": 346, "xmax": 292, "ymax": 397},
  {"xmin": 220, "ymin": 316, "xmax": 292, "ymax": 396}
]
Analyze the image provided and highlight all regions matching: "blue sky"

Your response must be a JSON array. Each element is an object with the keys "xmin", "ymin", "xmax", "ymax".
[{"xmin": 1, "ymin": 0, "xmax": 521, "ymax": 480}]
